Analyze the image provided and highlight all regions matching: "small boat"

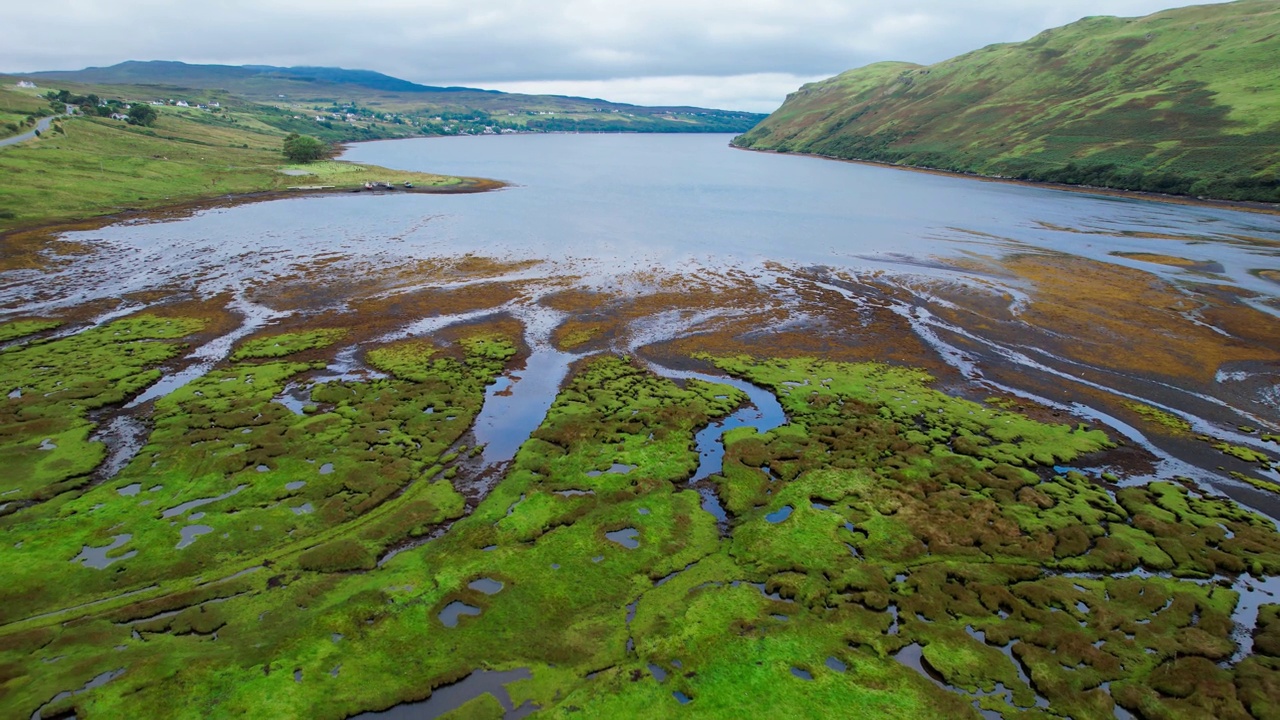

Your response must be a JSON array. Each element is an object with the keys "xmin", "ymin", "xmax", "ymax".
[{"xmin": 404, "ymin": 182, "xmax": 413, "ymax": 188}]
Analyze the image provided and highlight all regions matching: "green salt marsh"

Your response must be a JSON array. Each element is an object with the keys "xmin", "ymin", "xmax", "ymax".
[{"xmin": 3, "ymin": 318, "xmax": 1279, "ymax": 718}]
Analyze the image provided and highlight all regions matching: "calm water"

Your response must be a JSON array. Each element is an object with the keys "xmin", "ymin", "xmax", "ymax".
[{"xmin": 10, "ymin": 133, "xmax": 1279, "ymax": 314}]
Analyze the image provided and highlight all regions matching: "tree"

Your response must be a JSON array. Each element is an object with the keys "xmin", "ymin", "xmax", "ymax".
[
  {"xmin": 282, "ymin": 133, "xmax": 331, "ymax": 163},
  {"xmin": 127, "ymin": 104, "xmax": 158, "ymax": 127}
]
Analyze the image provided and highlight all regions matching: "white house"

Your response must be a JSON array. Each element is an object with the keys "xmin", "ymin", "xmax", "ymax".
[{"xmin": 16, "ymin": 80, "xmax": 37, "ymax": 89}]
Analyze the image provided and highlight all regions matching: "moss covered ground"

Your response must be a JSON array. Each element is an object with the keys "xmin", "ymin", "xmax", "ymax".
[{"xmin": 1, "ymin": 322, "xmax": 1278, "ymax": 718}]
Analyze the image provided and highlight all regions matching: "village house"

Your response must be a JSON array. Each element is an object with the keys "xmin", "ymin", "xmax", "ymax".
[{"xmin": 16, "ymin": 80, "xmax": 38, "ymax": 89}]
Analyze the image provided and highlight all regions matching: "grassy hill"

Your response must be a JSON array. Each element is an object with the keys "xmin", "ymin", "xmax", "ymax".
[
  {"xmin": 16, "ymin": 61, "xmax": 764, "ymax": 136},
  {"xmin": 734, "ymin": 0, "xmax": 1280, "ymax": 203},
  {"xmin": 0, "ymin": 82, "xmax": 487, "ymax": 233}
]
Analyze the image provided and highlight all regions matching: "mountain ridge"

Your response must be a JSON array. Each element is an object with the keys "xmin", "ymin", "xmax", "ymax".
[
  {"xmin": 16, "ymin": 60, "xmax": 754, "ymax": 115},
  {"xmin": 18, "ymin": 61, "xmax": 493, "ymax": 95}
]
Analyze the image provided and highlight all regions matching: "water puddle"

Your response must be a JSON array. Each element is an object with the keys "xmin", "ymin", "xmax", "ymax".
[
  {"xmin": 71, "ymin": 534, "xmax": 135, "ymax": 569},
  {"xmin": 468, "ymin": 578, "xmax": 504, "ymax": 595},
  {"xmin": 605, "ymin": 528, "xmax": 640, "ymax": 549},
  {"xmin": 586, "ymin": 464, "xmax": 636, "ymax": 478},
  {"xmin": 697, "ymin": 487, "xmax": 728, "ymax": 523},
  {"xmin": 790, "ymin": 667, "xmax": 813, "ymax": 681},
  {"xmin": 439, "ymin": 601, "xmax": 482, "ymax": 628},
  {"xmin": 291, "ymin": 503, "xmax": 315, "ymax": 515},
  {"xmin": 825, "ymin": 657, "xmax": 847, "ymax": 672},
  {"xmin": 1229, "ymin": 573, "xmax": 1280, "ymax": 662},
  {"xmin": 285, "ymin": 481, "xmax": 307, "ymax": 491},
  {"xmin": 352, "ymin": 667, "xmax": 536, "ymax": 719},
  {"xmin": 162, "ymin": 484, "xmax": 246, "ymax": 519},
  {"xmin": 318, "ymin": 344, "xmax": 388, "ymax": 385},
  {"xmin": 93, "ymin": 415, "xmax": 149, "ymax": 481},
  {"xmin": 963, "ymin": 626, "xmax": 1053, "ymax": 710},
  {"xmin": 886, "ymin": 604, "xmax": 901, "ymax": 635},
  {"xmin": 117, "ymin": 483, "xmax": 142, "ymax": 497},
  {"xmin": 893, "ymin": 643, "xmax": 950, "ymax": 690},
  {"xmin": 765, "ymin": 505, "xmax": 793, "ymax": 524},
  {"xmin": 176, "ymin": 525, "xmax": 214, "ymax": 550},
  {"xmin": 31, "ymin": 668, "xmax": 125, "ymax": 720},
  {"xmin": 274, "ymin": 384, "xmax": 312, "ymax": 415}
]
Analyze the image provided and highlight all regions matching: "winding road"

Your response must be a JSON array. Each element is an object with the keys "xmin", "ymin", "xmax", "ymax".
[{"xmin": 0, "ymin": 105, "xmax": 73, "ymax": 148}]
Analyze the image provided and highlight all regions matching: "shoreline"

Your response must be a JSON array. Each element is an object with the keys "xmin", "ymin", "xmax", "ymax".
[
  {"xmin": 0, "ymin": 175, "xmax": 507, "ymax": 240},
  {"xmin": 732, "ymin": 145, "xmax": 1280, "ymax": 217}
]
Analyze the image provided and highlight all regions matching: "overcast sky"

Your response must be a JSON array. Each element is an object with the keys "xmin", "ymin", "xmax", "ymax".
[{"xmin": 1, "ymin": 0, "xmax": 1231, "ymax": 112}]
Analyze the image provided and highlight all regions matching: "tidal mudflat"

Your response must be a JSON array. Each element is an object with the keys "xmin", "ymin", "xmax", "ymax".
[{"xmin": 2, "ymin": 134, "xmax": 1279, "ymax": 718}]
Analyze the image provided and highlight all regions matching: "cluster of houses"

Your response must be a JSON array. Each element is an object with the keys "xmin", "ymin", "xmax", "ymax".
[
  {"xmin": 97, "ymin": 97, "xmax": 222, "ymax": 122},
  {"xmin": 147, "ymin": 99, "xmax": 220, "ymax": 110},
  {"xmin": 15, "ymin": 80, "xmax": 38, "ymax": 89}
]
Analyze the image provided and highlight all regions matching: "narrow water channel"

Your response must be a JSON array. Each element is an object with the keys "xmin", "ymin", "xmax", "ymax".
[{"xmin": 649, "ymin": 364, "xmax": 787, "ymax": 526}]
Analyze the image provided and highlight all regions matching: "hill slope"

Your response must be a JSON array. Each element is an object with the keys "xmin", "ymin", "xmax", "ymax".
[
  {"xmin": 0, "ymin": 81, "xmax": 493, "ymax": 233},
  {"xmin": 734, "ymin": 0, "xmax": 1280, "ymax": 202},
  {"xmin": 17, "ymin": 61, "xmax": 764, "ymax": 135}
]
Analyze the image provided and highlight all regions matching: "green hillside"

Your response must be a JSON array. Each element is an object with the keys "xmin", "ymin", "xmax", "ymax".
[
  {"xmin": 0, "ymin": 82, "xmax": 487, "ymax": 233},
  {"xmin": 17, "ymin": 61, "xmax": 765, "ymax": 135},
  {"xmin": 734, "ymin": 0, "xmax": 1280, "ymax": 203}
]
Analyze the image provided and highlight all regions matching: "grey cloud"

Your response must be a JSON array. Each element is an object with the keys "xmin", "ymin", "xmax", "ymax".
[{"xmin": 0, "ymin": 0, "xmax": 1232, "ymax": 111}]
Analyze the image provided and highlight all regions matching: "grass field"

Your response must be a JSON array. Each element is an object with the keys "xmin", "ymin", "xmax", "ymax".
[
  {"xmin": 735, "ymin": 0, "xmax": 1280, "ymax": 203},
  {"xmin": 0, "ymin": 86, "xmax": 470, "ymax": 231}
]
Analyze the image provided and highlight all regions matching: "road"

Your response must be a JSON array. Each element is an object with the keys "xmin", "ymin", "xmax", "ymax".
[{"xmin": 0, "ymin": 105, "xmax": 73, "ymax": 148}]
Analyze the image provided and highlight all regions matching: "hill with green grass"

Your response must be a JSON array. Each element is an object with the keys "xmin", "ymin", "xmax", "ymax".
[
  {"xmin": 734, "ymin": 0, "xmax": 1280, "ymax": 203},
  {"xmin": 16, "ymin": 61, "xmax": 764, "ymax": 136},
  {"xmin": 0, "ymin": 82, "xmax": 487, "ymax": 233}
]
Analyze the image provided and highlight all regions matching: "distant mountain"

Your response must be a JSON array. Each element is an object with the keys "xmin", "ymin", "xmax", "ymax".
[
  {"xmin": 20, "ymin": 61, "xmax": 487, "ymax": 95},
  {"xmin": 734, "ymin": 0, "xmax": 1280, "ymax": 203},
  {"xmin": 16, "ymin": 61, "xmax": 765, "ymax": 134}
]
